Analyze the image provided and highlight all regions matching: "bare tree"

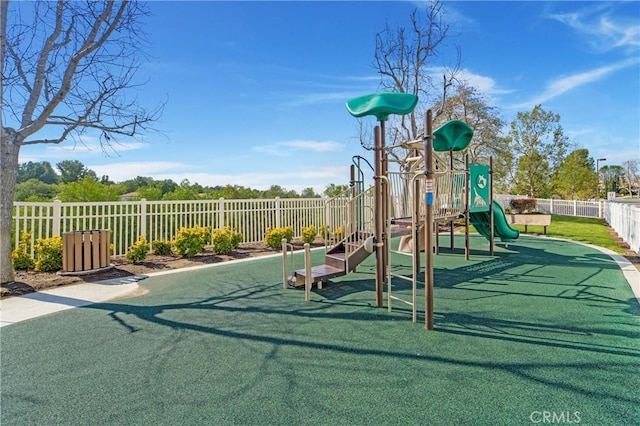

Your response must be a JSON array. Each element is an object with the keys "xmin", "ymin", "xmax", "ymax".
[
  {"xmin": 1, "ymin": 1, "xmax": 162, "ymax": 284},
  {"xmin": 621, "ymin": 159, "xmax": 639, "ymax": 198},
  {"xmin": 365, "ymin": 0, "xmax": 460, "ymax": 168},
  {"xmin": 434, "ymin": 83, "xmax": 512, "ymax": 190}
]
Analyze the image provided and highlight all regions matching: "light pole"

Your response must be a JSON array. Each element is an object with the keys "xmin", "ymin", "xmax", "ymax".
[{"xmin": 596, "ymin": 158, "xmax": 606, "ymax": 198}]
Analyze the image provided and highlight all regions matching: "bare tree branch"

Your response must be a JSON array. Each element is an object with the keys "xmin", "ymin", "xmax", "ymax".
[{"xmin": 1, "ymin": 0, "xmax": 162, "ymax": 284}]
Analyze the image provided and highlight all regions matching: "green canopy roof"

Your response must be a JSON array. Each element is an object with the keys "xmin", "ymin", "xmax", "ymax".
[
  {"xmin": 432, "ymin": 120, "xmax": 474, "ymax": 152},
  {"xmin": 346, "ymin": 92, "xmax": 418, "ymax": 121}
]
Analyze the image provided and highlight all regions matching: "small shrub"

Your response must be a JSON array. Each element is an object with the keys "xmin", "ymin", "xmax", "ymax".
[
  {"xmin": 301, "ymin": 225, "xmax": 317, "ymax": 244},
  {"xmin": 152, "ymin": 239, "xmax": 173, "ymax": 256},
  {"xmin": 126, "ymin": 236, "xmax": 150, "ymax": 263},
  {"xmin": 509, "ymin": 198, "xmax": 537, "ymax": 214},
  {"xmin": 318, "ymin": 224, "xmax": 330, "ymax": 240},
  {"xmin": 198, "ymin": 226, "xmax": 213, "ymax": 245},
  {"xmin": 12, "ymin": 232, "xmax": 34, "ymax": 270},
  {"xmin": 174, "ymin": 226, "xmax": 210, "ymax": 257},
  {"xmin": 264, "ymin": 226, "xmax": 294, "ymax": 249},
  {"xmin": 34, "ymin": 236, "xmax": 63, "ymax": 272},
  {"xmin": 212, "ymin": 227, "xmax": 243, "ymax": 254},
  {"xmin": 334, "ymin": 226, "xmax": 344, "ymax": 241}
]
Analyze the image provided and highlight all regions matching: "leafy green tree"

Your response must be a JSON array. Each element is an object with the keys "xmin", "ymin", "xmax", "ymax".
[
  {"xmin": 300, "ymin": 187, "xmax": 320, "ymax": 198},
  {"xmin": 157, "ymin": 179, "xmax": 179, "ymax": 196},
  {"xmin": 512, "ymin": 152, "xmax": 552, "ymax": 198},
  {"xmin": 121, "ymin": 176, "xmax": 155, "ymax": 192},
  {"xmin": 99, "ymin": 175, "xmax": 114, "ymax": 185},
  {"xmin": 263, "ymin": 185, "xmax": 289, "ymax": 199},
  {"xmin": 135, "ymin": 186, "xmax": 163, "ymax": 201},
  {"xmin": 552, "ymin": 149, "xmax": 596, "ymax": 199},
  {"xmin": 17, "ymin": 161, "xmax": 59, "ymax": 184},
  {"xmin": 14, "ymin": 179, "xmax": 57, "ymax": 201},
  {"xmin": 206, "ymin": 184, "xmax": 259, "ymax": 199},
  {"xmin": 506, "ymin": 105, "xmax": 569, "ymax": 197},
  {"xmin": 56, "ymin": 160, "xmax": 97, "ymax": 184},
  {"xmin": 323, "ymin": 183, "xmax": 349, "ymax": 198},
  {"xmin": 162, "ymin": 179, "xmax": 198, "ymax": 200},
  {"xmin": 56, "ymin": 176, "xmax": 124, "ymax": 202},
  {"xmin": 600, "ymin": 165, "xmax": 623, "ymax": 195}
]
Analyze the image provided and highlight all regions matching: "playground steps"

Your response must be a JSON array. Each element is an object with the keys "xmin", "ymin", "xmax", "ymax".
[{"xmin": 291, "ymin": 231, "xmax": 374, "ymax": 287}]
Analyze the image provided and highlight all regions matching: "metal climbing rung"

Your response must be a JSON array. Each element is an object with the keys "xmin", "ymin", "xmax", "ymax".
[{"xmin": 388, "ymin": 272, "xmax": 418, "ymax": 321}]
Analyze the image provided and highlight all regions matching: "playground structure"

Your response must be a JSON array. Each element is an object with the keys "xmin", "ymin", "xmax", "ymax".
[{"xmin": 282, "ymin": 92, "xmax": 519, "ymax": 330}]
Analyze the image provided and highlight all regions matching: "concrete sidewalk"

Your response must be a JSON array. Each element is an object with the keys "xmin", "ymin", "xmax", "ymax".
[{"xmin": 0, "ymin": 275, "xmax": 146, "ymax": 327}]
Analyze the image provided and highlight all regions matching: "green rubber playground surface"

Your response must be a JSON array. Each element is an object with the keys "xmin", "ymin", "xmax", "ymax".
[{"xmin": 2, "ymin": 235, "xmax": 638, "ymax": 425}]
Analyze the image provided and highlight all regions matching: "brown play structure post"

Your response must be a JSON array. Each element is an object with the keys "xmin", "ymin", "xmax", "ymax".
[
  {"xmin": 380, "ymin": 119, "xmax": 389, "ymax": 305},
  {"xmin": 373, "ymin": 125, "xmax": 384, "ymax": 308},
  {"xmin": 465, "ymin": 153, "xmax": 470, "ymax": 261},
  {"xmin": 489, "ymin": 156, "xmax": 495, "ymax": 256},
  {"xmin": 424, "ymin": 109, "xmax": 434, "ymax": 330}
]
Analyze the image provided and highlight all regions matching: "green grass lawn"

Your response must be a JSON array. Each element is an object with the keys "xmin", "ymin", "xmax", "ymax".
[{"xmin": 510, "ymin": 215, "xmax": 624, "ymax": 254}]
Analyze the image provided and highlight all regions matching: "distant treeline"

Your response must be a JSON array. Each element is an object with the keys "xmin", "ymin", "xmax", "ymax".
[{"xmin": 15, "ymin": 160, "xmax": 351, "ymax": 202}]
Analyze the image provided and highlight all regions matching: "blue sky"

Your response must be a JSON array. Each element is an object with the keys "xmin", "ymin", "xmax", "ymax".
[{"xmin": 17, "ymin": 1, "xmax": 640, "ymax": 194}]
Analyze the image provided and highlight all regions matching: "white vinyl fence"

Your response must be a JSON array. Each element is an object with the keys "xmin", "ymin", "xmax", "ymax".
[
  {"xmin": 12, "ymin": 198, "xmax": 333, "ymax": 256},
  {"xmin": 605, "ymin": 202, "xmax": 640, "ymax": 254},
  {"xmin": 12, "ymin": 195, "xmax": 639, "ymax": 257},
  {"xmin": 494, "ymin": 195, "xmax": 606, "ymax": 218},
  {"xmin": 496, "ymin": 195, "xmax": 639, "ymax": 254}
]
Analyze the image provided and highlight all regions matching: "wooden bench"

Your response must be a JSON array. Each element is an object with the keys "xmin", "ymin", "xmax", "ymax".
[{"xmin": 507, "ymin": 214, "xmax": 552, "ymax": 234}]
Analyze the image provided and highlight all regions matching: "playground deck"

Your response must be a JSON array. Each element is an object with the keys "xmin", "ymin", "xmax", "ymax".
[{"xmin": 1, "ymin": 234, "xmax": 638, "ymax": 425}]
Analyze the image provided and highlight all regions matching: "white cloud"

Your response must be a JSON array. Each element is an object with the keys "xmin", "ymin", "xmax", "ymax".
[
  {"xmin": 508, "ymin": 57, "xmax": 640, "ymax": 110},
  {"xmin": 280, "ymin": 91, "xmax": 368, "ymax": 108},
  {"xmin": 455, "ymin": 69, "xmax": 514, "ymax": 97},
  {"xmin": 284, "ymin": 140, "xmax": 341, "ymax": 152},
  {"xmin": 548, "ymin": 5, "xmax": 640, "ymax": 52},
  {"xmin": 253, "ymin": 139, "xmax": 342, "ymax": 156},
  {"xmin": 88, "ymin": 161, "xmax": 192, "ymax": 182}
]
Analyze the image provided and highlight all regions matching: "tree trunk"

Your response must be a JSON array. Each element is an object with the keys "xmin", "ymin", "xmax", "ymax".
[{"xmin": 1, "ymin": 130, "xmax": 21, "ymax": 284}]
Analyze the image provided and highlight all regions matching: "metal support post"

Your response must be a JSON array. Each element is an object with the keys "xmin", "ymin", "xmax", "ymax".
[{"xmin": 424, "ymin": 110, "xmax": 434, "ymax": 330}]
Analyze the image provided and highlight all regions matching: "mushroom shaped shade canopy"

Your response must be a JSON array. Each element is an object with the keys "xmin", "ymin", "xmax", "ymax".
[
  {"xmin": 346, "ymin": 92, "xmax": 418, "ymax": 121},
  {"xmin": 432, "ymin": 120, "xmax": 474, "ymax": 152}
]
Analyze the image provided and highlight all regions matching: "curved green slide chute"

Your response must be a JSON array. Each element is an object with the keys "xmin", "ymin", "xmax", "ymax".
[{"xmin": 469, "ymin": 201, "xmax": 520, "ymax": 243}]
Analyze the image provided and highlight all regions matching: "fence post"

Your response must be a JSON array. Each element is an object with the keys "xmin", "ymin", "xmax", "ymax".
[
  {"xmin": 573, "ymin": 200, "xmax": 577, "ymax": 216},
  {"xmin": 598, "ymin": 200, "xmax": 603, "ymax": 218},
  {"xmin": 53, "ymin": 199, "xmax": 62, "ymax": 236},
  {"xmin": 550, "ymin": 199, "xmax": 554, "ymax": 215},
  {"xmin": 140, "ymin": 198, "xmax": 147, "ymax": 239},
  {"xmin": 218, "ymin": 198, "xmax": 225, "ymax": 229},
  {"xmin": 275, "ymin": 197, "xmax": 281, "ymax": 229}
]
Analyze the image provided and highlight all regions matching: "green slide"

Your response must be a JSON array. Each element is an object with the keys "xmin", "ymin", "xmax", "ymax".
[{"xmin": 469, "ymin": 201, "xmax": 520, "ymax": 243}]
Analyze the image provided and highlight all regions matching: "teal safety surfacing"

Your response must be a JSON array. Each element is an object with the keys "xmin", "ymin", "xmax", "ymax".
[{"xmin": 1, "ymin": 235, "xmax": 638, "ymax": 425}]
